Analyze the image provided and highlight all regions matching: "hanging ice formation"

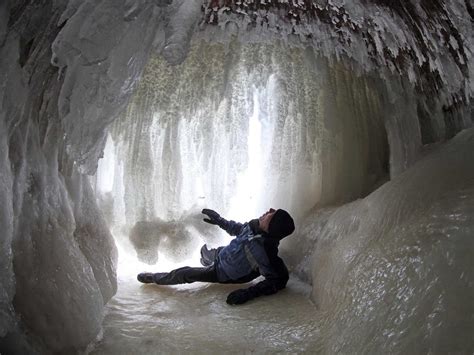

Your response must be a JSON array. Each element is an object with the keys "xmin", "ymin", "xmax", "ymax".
[{"xmin": 0, "ymin": 0, "xmax": 473, "ymax": 353}]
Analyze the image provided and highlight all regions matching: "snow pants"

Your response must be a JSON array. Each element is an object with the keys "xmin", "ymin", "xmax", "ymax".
[
  {"xmin": 153, "ymin": 266, "xmax": 219, "ymax": 285},
  {"xmin": 152, "ymin": 244, "xmax": 255, "ymax": 285}
]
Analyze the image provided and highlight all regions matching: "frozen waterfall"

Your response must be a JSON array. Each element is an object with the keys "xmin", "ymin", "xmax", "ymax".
[
  {"xmin": 94, "ymin": 40, "xmax": 388, "ymax": 233},
  {"xmin": 1, "ymin": 0, "xmax": 473, "ymax": 354}
]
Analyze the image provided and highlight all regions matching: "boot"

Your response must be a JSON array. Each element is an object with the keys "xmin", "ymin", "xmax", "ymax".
[
  {"xmin": 200, "ymin": 244, "xmax": 219, "ymax": 266},
  {"xmin": 137, "ymin": 272, "xmax": 154, "ymax": 283}
]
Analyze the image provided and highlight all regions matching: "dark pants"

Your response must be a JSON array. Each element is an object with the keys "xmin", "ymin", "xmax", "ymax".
[
  {"xmin": 153, "ymin": 265, "xmax": 257, "ymax": 285},
  {"xmin": 153, "ymin": 265, "xmax": 219, "ymax": 285}
]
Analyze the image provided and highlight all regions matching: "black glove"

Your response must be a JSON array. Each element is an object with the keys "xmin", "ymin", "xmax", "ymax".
[
  {"xmin": 202, "ymin": 209, "xmax": 221, "ymax": 225},
  {"xmin": 226, "ymin": 288, "xmax": 256, "ymax": 305}
]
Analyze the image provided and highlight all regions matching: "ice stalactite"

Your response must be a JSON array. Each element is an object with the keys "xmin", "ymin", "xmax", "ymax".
[
  {"xmin": 197, "ymin": 0, "xmax": 474, "ymax": 177},
  {"xmin": 161, "ymin": 0, "xmax": 203, "ymax": 65},
  {"xmin": 200, "ymin": 0, "xmax": 472, "ymax": 99}
]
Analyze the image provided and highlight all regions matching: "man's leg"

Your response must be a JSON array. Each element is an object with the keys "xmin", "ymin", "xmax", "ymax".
[{"xmin": 152, "ymin": 265, "xmax": 218, "ymax": 285}]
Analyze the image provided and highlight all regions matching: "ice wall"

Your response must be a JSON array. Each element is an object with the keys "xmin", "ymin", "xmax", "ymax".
[
  {"xmin": 0, "ymin": 0, "xmax": 173, "ymax": 351},
  {"xmin": 0, "ymin": 0, "xmax": 163, "ymax": 353},
  {"xmin": 296, "ymin": 127, "xmax": 474, "ymax": 353}
]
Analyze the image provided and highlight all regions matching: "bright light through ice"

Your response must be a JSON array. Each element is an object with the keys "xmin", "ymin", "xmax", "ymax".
[
  {"xmin": 96, "ymin": 134, "xmax": 116, "ymax": 193},
  {"xmin": 100, "ymin": 86, "xmax": 271, "ymax": 279},
  {"xmin": 228, "ymin": 87, "xmax": 264, "ymax": 221},
  {"xmin": 115, "ymin": 231, "xmax": 204, "ymax": 280}
]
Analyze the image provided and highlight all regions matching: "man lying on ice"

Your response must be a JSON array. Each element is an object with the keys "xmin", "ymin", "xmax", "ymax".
[{"xmin": 137, "ymin": 208, "xmax": 295, "ymax": 305}]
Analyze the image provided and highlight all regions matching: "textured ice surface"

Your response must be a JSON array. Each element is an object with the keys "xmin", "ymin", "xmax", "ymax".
[
  {"xmin": 0, "ymin": 1, "xmax": 118, "ymax": 353},
  {"xmin": 0, "ymin": 4, "xmax": 16, "ymax": 339},
  {"xmin": 291, "ymin": 127, "xmax": 474, "ymax": 353},
  {"xmin": 89, "ymin": 255, "xmax": 319, "ymax": 354},
  {"xmin": 161, "ymin": 0, "xmax": 202, "ymax": 65},
  {"xmin": 0, "ymin": 106, "xmax": 15, "ymax": 339},
  {"xmin": 199, "ymin": 0, "xmax": 473, "ymax": 106},
  {"xmin": 128, "ymin": 217, "xmax": 205, "ymax": 265},
  {"xmin": 66, "ymin": 173, "xmax": 118, "ymax": 303},
  {"xmin": 51, "ymin": 0, "xmax": 164, "ymax": 174}
]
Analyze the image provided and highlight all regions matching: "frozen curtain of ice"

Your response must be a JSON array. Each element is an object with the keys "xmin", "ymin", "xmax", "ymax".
[
  {"xmin": 0, "ymin": 0, "xmax": 473, "ymax": 353},
  {"xmin": 99, "ymin": 42, "xmax": 389, "ymax": 231}
]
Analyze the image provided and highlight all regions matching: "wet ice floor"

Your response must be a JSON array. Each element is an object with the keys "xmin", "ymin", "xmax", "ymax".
[{"xmin": 90, "ymin": 253, "xmax": 321, "ymax": 354}]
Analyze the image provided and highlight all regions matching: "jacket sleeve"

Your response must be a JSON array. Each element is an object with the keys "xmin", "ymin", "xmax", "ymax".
[
  {"xmin": 218, "ymin": 218, "xmax": 244, "ymax": 236},
  {"xmin": 249, "ymin": 254, "xmax": 289, "ymax": 296}
]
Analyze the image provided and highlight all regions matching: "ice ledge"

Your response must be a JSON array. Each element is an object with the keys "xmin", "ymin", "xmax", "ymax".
[{"xmin": 198, "ymin": 0, "xmax": 473, "ymax": 106}]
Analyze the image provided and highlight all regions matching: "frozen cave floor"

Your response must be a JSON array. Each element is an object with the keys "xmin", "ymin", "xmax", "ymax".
[{"xmin": 90, "ymin": 257, "xmax": 319, "ymax": 354}]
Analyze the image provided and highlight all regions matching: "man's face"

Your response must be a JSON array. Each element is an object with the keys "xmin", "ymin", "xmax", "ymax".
[{"xmin": 258, "ymin": 208, "xmax": 276, "ymax": 233}]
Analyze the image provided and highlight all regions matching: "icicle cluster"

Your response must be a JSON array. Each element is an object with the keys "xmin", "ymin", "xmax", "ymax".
[{"xmin": 199, "ymin": 0, "xmax": 473, "ymax": 108}]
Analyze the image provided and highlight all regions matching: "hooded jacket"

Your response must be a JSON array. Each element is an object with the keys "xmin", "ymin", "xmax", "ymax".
[{"xmin": 215, "ymin": 218, "xmax": 289, "ymax": 297}]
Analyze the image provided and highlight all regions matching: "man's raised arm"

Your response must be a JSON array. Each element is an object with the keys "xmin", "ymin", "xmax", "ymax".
[{"xmin": 202, "ymin": 209, "xmax": 244, "ymax": 236}]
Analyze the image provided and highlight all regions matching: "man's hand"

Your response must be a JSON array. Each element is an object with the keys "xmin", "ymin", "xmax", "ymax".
[
  {"xmin": 202, "ymin": 209, "xmax": 221, "ymax": 225},
  {"xmin": 226, "ymin": 288, "xmax": 255, "ymax": 305}
]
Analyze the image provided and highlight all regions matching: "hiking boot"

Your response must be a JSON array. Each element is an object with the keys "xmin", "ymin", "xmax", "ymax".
[
  {"xmin": 200, "ymin": 244, "xmax": 219, "ymax": 266},
  {"xmin": 137, "ymin": 272, "xmax": 155, "ymax": 283}
]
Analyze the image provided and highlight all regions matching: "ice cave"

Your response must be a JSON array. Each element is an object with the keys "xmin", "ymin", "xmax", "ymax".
[{"xmin": 0, "ymin": 0, "xmax": 473, "ymax": 354}]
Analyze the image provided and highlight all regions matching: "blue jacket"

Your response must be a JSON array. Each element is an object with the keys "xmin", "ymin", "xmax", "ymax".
[{"xmin": 215, "ymin": 218, "xmax": 289, "ymax": 297}]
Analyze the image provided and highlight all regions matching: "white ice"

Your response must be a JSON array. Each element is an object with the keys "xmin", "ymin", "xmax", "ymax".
[{"xmin": 1, "ymin": 0, "xmax": 473, "ymax": 353}]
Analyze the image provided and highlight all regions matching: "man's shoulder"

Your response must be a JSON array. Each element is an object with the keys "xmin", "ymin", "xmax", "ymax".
[{"xmin": 238, "ymin": 222, "xmax": 257, "ymax": 237}]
